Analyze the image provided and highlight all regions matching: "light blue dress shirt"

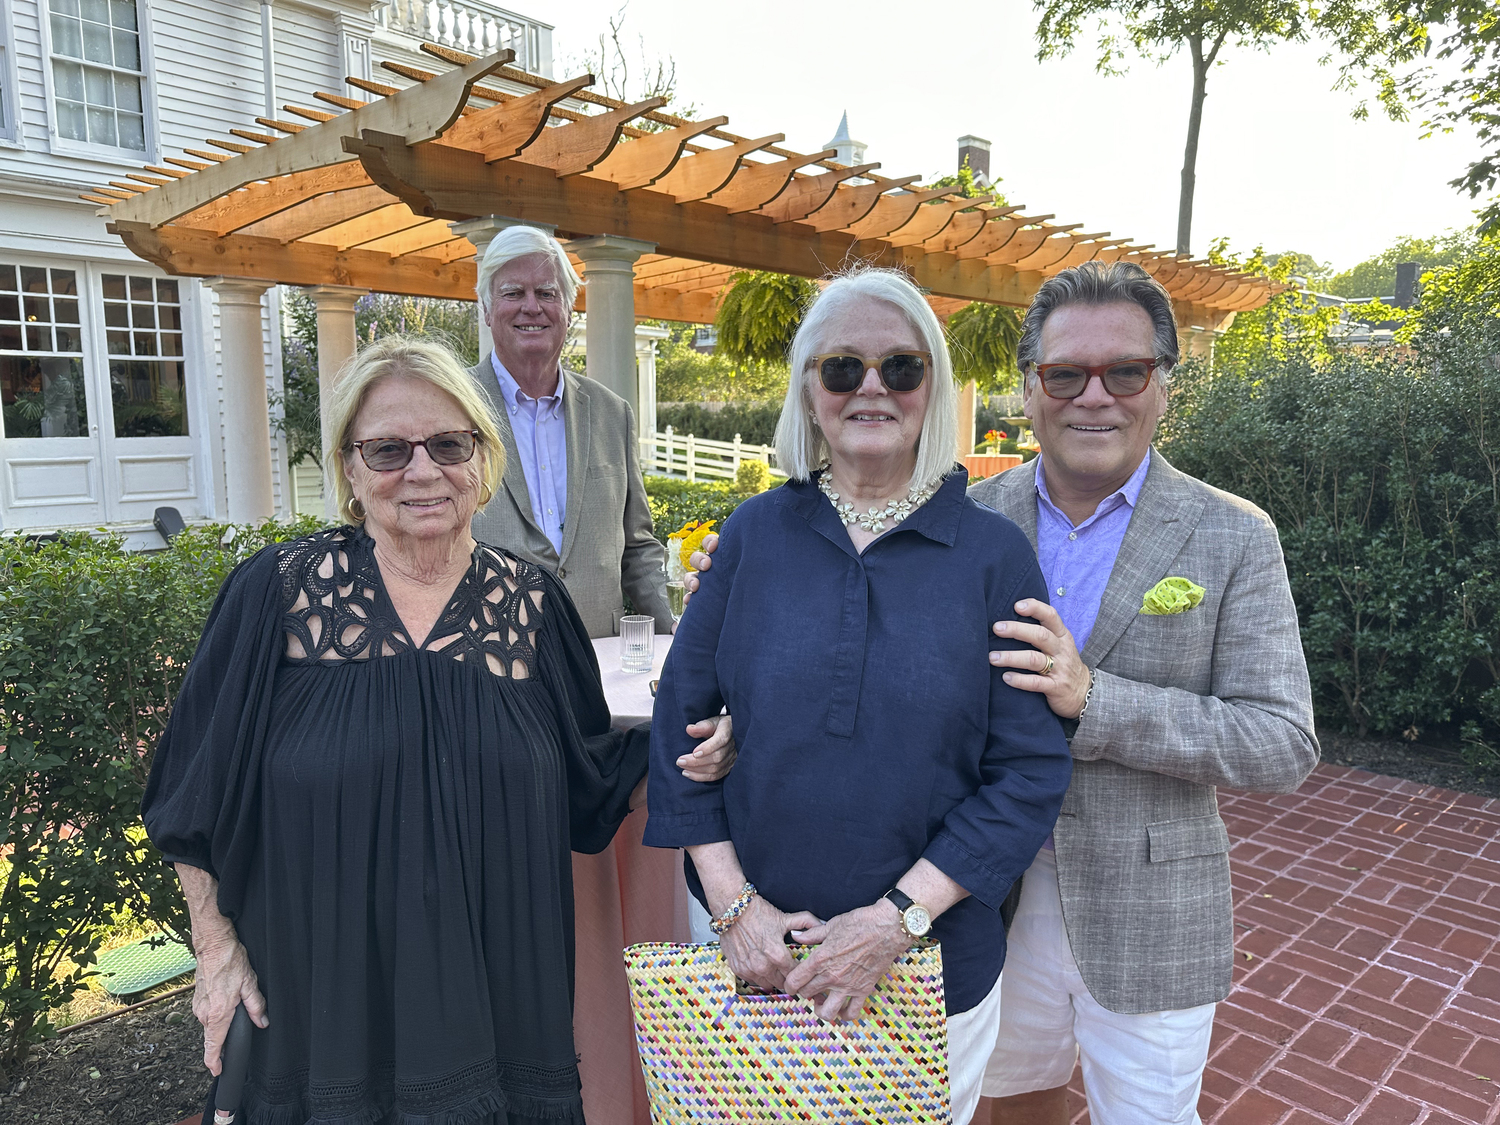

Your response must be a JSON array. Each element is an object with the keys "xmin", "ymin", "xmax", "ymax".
[
  {"xmin": 1034, "ymin": 448, "xmax": 1152, "ymax": 653},
  {"xmin": 1033, "ymin": 448, "xmax": 1150, "ymax": 849},
  {"xmin": 491, "ymin": 353, "xmax": 568, "ymax": 553}
]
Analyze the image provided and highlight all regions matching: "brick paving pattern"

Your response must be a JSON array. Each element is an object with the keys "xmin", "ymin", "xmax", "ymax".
[{"xmin": 1063, "ymin": 763, "xmax": 1500, "ymax": 1124}]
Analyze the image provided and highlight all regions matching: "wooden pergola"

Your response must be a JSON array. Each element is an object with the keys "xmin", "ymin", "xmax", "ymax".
[{"xmin": 89, "ymin": 45, "xmax": 1276, "ymax": 521}]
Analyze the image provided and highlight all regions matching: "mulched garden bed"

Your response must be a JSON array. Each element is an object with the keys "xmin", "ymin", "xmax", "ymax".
[
  {"xmin": 2, "ymin": 734, "xmax": 1493, "ymax": 1125},
  {"xmin": 0, "ymin": 991, "xmax": 208, "ymax": 1125},
  {"xmin": 1318, "ymin": 729, "xmax": 1500, "ymax": 800}
]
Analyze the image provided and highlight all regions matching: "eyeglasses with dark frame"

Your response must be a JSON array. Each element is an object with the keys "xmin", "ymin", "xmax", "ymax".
[
  {"xmin": 348, "ymin": 430, "xmax": 481, "ymax": 472},
  {"xmin": 812, "ymin": 351, "xmax": 932, "ymax": 395},
  {"xmin": 1030, "ymin": 358, "xmax": 1162, "ymax": 400}
]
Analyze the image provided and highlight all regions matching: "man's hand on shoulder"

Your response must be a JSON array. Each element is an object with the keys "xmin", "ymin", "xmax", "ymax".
[
  {"xmin": 989, "ymin": 599, "xmax": 1092, "ymax": 719},
  {"xmin": 680, "ymin": 533, "xmax": 719, "ymax": 606}
]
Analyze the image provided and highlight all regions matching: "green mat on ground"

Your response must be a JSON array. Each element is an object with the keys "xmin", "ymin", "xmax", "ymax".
[{"xmin": 94, "ymin": 937, "xmax": 197, "ymax": 995}]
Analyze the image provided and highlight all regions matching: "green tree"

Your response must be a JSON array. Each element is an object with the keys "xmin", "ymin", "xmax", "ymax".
[
  {"xmin": 923, "ymin": 156, "xmax": 1006, "ymax": 202},
  {"xmin": 1032, "ymin": 0, "xmax": 1425, "ymax": 257},
  {"xmin": 1322, "ymin": 230, "xmax": 1476, "ymax": 297},
  {"xmin": 714, "ymin": 271, "xmax": 819, "ymax": 367},
  {"xmin": 273, "ymin": 290, "xmax": 480, "ymax": 468},
  {"xmin": 1365, "ymin": 3, "xmax": 1500, "ymax": 234},
  {"xmin": 1205, "ymin": 238, "xmax": 1342, "ymax": 370},
  {"xmin": 655, "ymin": 323, "xmax": 787, "ymax": 404},
  {"xmin": 946, "ymin": 302, "xmax": 1024, "ymax": 393}
]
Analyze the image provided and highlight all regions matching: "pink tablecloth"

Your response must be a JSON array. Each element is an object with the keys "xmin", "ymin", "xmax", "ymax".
[{"xmin": 574, "ymin": 637, "xmax": 690, "ymax": 1125}]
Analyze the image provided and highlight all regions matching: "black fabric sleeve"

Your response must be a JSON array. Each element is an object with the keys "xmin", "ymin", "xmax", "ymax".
[
  {"xmin": 140, "ymin": 543, "xmax": 288, "ymax": 916},
  {"xmin": 534, "ymin": 568, "xmax": 649, "ymax": 855}
]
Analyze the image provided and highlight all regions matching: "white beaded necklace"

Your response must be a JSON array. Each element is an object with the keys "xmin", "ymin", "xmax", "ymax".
[{"xmin": 817, "ymin": 471, "xmax": 936, "ymax": 533}]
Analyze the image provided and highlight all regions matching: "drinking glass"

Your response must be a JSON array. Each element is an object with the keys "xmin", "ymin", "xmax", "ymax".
[
  {"xmin": 667, "ymin": 580, "xmax": 686, "ymax": 622},
  {"xmin": 619, "ymin": 614, "xmax": 655, "ymax": 673}
]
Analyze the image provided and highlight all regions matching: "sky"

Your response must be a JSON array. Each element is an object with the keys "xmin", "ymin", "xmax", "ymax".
[{"xmin": 547, "ymin": 0, "xmax": 1490, "ymax": 275}]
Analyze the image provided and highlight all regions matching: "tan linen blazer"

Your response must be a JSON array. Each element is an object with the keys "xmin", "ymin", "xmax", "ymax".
[
  {"xmin": 469, "ymin": 360, "xmax": 671, "ymax": 639},
  {"xmin": 970, "ymin": 450, "xmax": 1318, "ymax": 1014}
]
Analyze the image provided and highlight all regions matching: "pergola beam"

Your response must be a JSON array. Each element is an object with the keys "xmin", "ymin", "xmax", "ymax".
[{"xmin": 107, "ymin": 49, "xmax": 516, "ymax": 227}]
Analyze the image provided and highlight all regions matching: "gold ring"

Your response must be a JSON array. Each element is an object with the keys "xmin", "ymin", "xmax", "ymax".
[{"xmin": 1041, "ymin": 654, "xmax": 1055, "ymax": 676}]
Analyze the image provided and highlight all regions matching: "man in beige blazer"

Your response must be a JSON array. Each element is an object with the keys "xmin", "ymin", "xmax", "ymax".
[
  {"xmin": 467, "ymin": 224, "xmax": 671, "ymax": 639},
  {"xmin": 970, "ymin": 263, "xmax": 1319, "ymax": 1125}
]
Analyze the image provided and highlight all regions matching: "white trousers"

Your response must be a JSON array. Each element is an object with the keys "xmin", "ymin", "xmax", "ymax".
[
  {"xmin": 980, "ymin": 848, "xmax": 1216, "ymax": 1125},
  {"xmin": 688, "ymin": 898, "xmax": 1003, "ymax": 1124}
]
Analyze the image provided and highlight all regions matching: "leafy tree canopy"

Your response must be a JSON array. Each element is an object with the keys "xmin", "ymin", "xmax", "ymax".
[
  {"xmin": 1322, "ymin": 230, "xmax": 1477, "ymax": 297},
  {"xmin": 1032, "ymin": 0, "xmax": 1429, "ymax": 255},
  {"xmin": 655, "ymin": 323, "xmax": 787, "ymax": 404},
  {"xmin": 1364, "ymin": 2, "xmax": 1500, "ymax": 234}
]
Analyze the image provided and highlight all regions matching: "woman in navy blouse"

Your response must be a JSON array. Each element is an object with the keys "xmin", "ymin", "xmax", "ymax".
[{"xmin": 645, "ymin": 267, "xmax": 1072, "ymax": 1122}]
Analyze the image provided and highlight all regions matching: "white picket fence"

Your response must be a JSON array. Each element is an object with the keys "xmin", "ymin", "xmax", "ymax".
[{"xmin": 639, "ymin": 427, "xmax": 778, "ymax": 483}]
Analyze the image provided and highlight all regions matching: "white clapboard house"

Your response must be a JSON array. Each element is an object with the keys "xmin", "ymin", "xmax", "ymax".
[{"xmin": 0, "ymin": 0, "xmax": 553, "ymax": 545}]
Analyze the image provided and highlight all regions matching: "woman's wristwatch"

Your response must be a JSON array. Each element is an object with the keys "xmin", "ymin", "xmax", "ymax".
[{"xmin": 882, "ymin": 888, "xmax": 932, "ymax": 939}]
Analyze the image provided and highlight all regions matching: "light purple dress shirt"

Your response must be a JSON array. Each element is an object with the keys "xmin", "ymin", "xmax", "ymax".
[
  {"xmin": 1033, "ymin": 448, "xmax": 1151, "ymax": 849},
  {"xmin": 491, "ymin": 353, "xmax": 568, "ymax": 554}
]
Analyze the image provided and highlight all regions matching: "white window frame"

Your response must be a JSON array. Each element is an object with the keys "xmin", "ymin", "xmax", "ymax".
[
  {"xmin": 39, "ymin": 0, "xmax": 159, "ymax": 162},
  {"xmin": 0, "ymin": 0, "xmax": 23, "ymax": 145}
]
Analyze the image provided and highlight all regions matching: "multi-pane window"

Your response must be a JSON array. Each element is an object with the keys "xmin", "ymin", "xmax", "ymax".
[
  {"xmin": 103, "ymin": 273, "xmax": 187, "ymax": 437},
  {"xmin": 0, "ymin": 264, "xmax": 88, "ymax": 439},
  {"xmin": 49, "ymin": 0, "xmax": 145, "ymax": 150}
]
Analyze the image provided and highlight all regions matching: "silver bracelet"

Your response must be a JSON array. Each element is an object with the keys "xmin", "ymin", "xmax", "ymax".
[{"xmin": 1075, "ymin": 668, "xmax": 1095, "ymax": 723}]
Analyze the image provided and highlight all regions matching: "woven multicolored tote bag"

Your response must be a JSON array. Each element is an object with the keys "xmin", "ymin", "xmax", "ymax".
[{"xmin": 623, "ymin": 941, "xmax": 951, "ymax": 1124}]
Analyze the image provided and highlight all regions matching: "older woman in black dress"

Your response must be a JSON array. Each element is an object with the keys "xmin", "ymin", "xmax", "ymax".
[{"xmin": 143, "ymin": 336, "xmax": 726, "ymax": 1125}]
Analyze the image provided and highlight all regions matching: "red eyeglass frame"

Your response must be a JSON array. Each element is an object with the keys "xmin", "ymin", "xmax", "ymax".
[{"xmin": 1030, "ymin": 358, "xmax": 1162, "ymax": 399}]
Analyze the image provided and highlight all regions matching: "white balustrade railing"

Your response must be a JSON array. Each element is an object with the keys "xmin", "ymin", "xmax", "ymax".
[
  {"xmin": 639, "ymin": 428, "xmax": 778, "ymax": 484},
  {"xmin": 377, "ymin": 0, "xmax": 542, "ymax": 70}
]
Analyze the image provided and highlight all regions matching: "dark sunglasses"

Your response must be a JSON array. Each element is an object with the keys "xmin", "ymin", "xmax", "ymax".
[
  {"xmin": 1031, "ymin": 358, "xmax": 1161, "ymax": 400},
  {"xmin": 813, "ymin": 351, "xmax": 931, "ymax": 394},
  {"xmin": 348, "ymin": 430, "xmax": 480, "ymax": 472}
]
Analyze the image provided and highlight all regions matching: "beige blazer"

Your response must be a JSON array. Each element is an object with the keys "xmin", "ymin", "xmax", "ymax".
[
  {"xmin": 970, "ymin": 451, "xmax": 1319, "ymax": 1014},
  {"xmin": 469, "ymin": 360, "xmax": 671, "ymax": 639}
]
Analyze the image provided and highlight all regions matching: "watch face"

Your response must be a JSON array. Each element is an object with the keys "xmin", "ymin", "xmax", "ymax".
[{"xmin": 904, "ymin": 905, "xmax": 932, "ymax": 937}]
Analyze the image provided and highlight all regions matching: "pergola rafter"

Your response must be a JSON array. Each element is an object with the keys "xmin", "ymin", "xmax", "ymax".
[{"xmin": 94, "ymin": 45, "xmax": 1275, "ymax": 332}]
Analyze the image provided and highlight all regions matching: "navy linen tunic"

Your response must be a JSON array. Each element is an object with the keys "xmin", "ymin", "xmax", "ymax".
[{"xmin": 645, "ymin": 469, "xmax": 1072, "ymax": 1014}]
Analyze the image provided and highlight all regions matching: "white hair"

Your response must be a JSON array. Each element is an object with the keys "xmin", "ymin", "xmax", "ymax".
[
  {"xmin": 774, "ymin": 267, "xmax": 958, "ymax": 492},
  {"xmin": 474, "ymin": 224, "xmax": 581, "ymax": 314}
]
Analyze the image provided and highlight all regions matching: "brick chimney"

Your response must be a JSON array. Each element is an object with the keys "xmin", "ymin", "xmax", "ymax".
[{"xmin": 957, "ymin": 135, "xmax": 991, "ymax": 185}]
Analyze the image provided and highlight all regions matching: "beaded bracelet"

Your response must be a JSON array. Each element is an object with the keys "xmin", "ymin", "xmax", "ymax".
[{"xmin": 709, "ymin": 882, "xmax": 759, "ymax": 935}]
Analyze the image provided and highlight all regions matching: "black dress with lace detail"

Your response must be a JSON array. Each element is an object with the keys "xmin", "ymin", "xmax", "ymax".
[{"xmin": 143, "ymin": 527, "xmax": 648, "ymax": 1125}]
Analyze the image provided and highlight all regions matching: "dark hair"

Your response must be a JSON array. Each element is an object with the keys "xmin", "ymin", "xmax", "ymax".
[{"xmin": 1016, "ymin": 262, "xmax": 1180, "ymax": 380}]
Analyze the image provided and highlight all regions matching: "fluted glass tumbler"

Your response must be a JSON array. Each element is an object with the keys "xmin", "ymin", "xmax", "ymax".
[{"xmin": 620, "ymin": 614, "xmax": 655, "ymax": 673}]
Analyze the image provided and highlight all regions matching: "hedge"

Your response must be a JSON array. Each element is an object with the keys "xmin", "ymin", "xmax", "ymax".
[
  {"xmin": 1160, "ymin": 342, "xmax": 1499, "ymax": 765},
  {"xmin": 0, "ymin": 518, "xmax": 323, "ymax": 1073}
]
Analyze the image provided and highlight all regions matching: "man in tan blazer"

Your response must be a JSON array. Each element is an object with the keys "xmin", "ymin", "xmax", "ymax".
[
  {"xmin": 970, "ymin": 263, "xmax": 1318, "ymax": 1125},
  {"xmin": 467, "ymin": 224, "xmax": 672, "ymax": 639}
]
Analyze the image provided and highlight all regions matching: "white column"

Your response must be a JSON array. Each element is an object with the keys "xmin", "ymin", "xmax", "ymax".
[
  {"xmin": 956, "ymin": 380, "xmax": 978, "ymax": 460},
  {"xmin": 307, "ymin": 284, "xmax": 366, "ymax": 517},
  {"xmin": 569, "ymin": 235, "xmax": 656, "ymax": 416},
  {"xmin": 449, "ymin": 215, "xmax": 558, "ymax": 362},
  {"xmin": 635, "ymin": 324, "xmax": 667, "ymax": 443},
  {"xmin": 207, "ymin": 278, "xmax": 275, "ymax": 523}
]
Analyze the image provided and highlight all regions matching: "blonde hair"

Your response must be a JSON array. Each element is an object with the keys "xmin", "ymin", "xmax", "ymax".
[
  {"xmin": 324, "ymin": 335, "xmax": 505, "ymax": 525},
  {"xmin": 774, "ymin": 267, "xmax": 958, "ymax": 492}
]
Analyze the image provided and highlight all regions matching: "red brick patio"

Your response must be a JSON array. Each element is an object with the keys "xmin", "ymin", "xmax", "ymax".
[
  {"xmin": 1064, "ymin": 763, "xmax": 1500, "ymax": 1124},
  {"xmin": 176, "ymin": 765, "xmax": 1500, "ymax": 1125}
]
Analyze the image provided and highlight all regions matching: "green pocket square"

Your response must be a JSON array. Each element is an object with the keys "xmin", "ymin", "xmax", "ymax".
[{"xmin": 1141, "ymin": 576, "xmax": 1205, "ymax": 615}]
